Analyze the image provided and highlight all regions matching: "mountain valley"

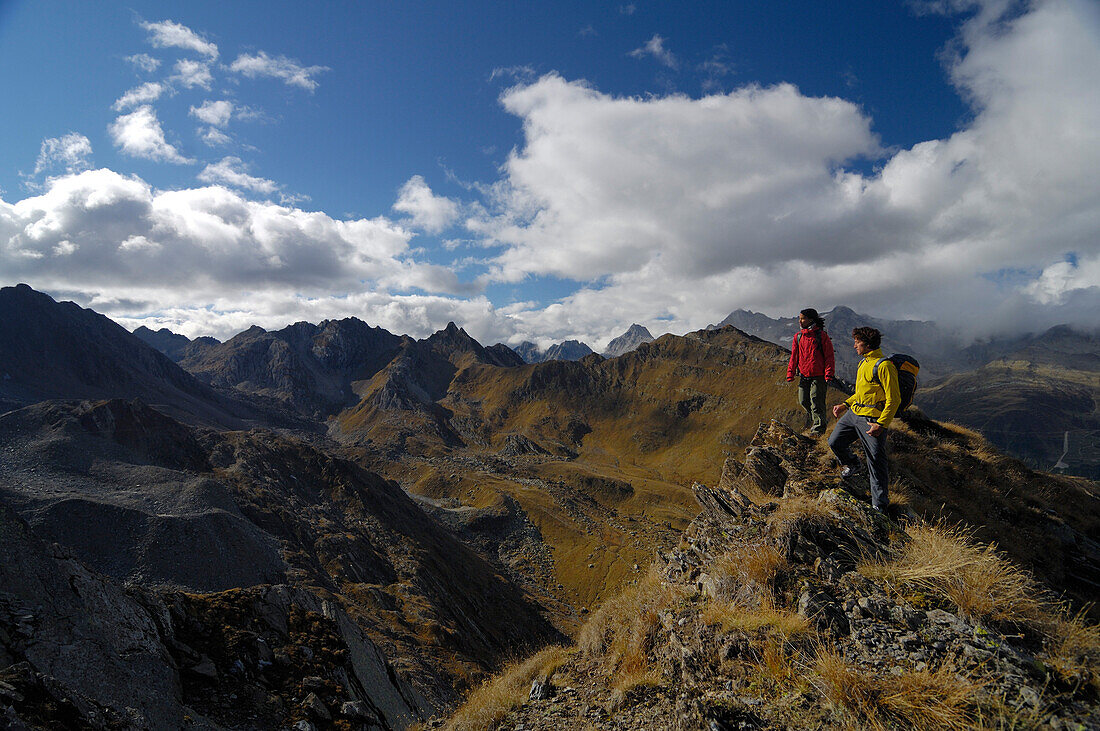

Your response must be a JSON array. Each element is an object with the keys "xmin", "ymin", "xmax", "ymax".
[{"xmin": 1, "ymin": 284, "xmax": 1098, "ymax": 729}]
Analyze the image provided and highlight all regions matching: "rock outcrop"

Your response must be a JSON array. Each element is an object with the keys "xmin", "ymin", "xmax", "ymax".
[{"xmin": 445, "ymin": 419, "xmax": 1100, "ymax": 730}]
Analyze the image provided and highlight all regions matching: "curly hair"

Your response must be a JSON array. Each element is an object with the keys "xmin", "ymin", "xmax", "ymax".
[{"xmin": 851, "ymin": 326, "xmax": 882, "ymax": 350}]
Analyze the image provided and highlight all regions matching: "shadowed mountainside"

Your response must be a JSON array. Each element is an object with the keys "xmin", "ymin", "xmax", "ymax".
[
  {"xmin": 0, "ymin": 396, "xmax": 563, "ymax": 713},
  {"xmin": 179, "ymin": 317, "xmax": 406, "ymax": 419},
  {"xmin": 0, "ymin": 284, "xmax": 280, "ymax": 428},
  {"xmin": 920, "ymin": 326, "xmax": 1100, "ymax": 479}
]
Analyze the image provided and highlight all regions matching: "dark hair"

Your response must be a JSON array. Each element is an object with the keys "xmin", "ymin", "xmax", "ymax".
[
  {"xmin": 800, "ymin": 308, "xmax": 825, "ymax": 329},
  {"xmin": 851, "ymin": 326, "xmax": 882, "ymax": 350}
]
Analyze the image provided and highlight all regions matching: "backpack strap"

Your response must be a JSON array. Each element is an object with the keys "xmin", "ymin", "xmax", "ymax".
[{"xmin": 871, "ymin": 357, "xmax": 887, "ymax": 384}]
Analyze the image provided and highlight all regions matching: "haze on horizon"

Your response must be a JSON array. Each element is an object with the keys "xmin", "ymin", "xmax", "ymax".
[{"xmin": 1, "ymin": 0, "xmax": 1098, "ymax": 350}]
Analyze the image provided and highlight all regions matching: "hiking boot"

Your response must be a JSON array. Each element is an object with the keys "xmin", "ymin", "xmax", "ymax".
[{"xmin": 840, "ymin": 465, "xmax": 860, "ymax": 478}]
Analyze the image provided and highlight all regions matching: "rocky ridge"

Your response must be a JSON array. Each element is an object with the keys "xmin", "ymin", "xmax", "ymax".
[
  {"xmin": 512, "ymin": 340, "xmax": 595, "ymax": 364},
  {"xmin": 444, "ymin": 418, "xmax": 1100, "ymax": 730}
]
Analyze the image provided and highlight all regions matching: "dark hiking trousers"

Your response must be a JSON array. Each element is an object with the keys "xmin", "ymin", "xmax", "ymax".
[
  {"xmin": 828, "ymin": 408, "xmax": 889, "ymax": 509},
  {"xmin": 798, "ymin": 376, "xmax": 828, "ymax": 432}
]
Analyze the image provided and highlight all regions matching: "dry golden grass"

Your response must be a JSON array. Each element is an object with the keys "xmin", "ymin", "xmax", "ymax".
[
  {"xmin": 1045, "ymin": 607, "xmax": 1100, "ymax": 691},
  {"xmin": 755, "ymin": 636, "xmax": 809, "ymax": 692},
  {"xmin": 766, "ymin": 494, "xmax": 832, "ymax": 530},
  {"xmin": 445, "ymin": 644, "xmax": 572, "ymax": 731},
  {"xmin": 701, "ymin": 601, "xmax": 810, "ymax": 638},
  {"xmin": 577, "ymin": 570, "xmax": 681, "ymax": 684},
  {"xmin": 813, "ymin": 645, "xmax": 981, "ymax": 730},
  {"xmin": 858, "ymin": 523, "xmax": 1046, "ymax": 627},
  {"xmin": 708, "ymin": 543, "xmax": 788, "ymax": 604}
]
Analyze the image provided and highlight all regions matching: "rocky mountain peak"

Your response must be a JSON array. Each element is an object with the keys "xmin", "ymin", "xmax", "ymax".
[{"xmin": 604, "ymin": 323, "xmax": 655, "ymax": 358}]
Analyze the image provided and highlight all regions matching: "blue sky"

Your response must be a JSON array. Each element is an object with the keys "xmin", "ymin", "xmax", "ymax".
[{"xmin": 1, "ymin": 0, "xmax": 1098, "ymax": 347}]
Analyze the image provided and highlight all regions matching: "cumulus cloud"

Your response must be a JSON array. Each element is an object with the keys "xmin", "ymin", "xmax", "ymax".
[
  {"xmin": 462, "ymin": 0, "xmax": 1100, "ymax": 343},
  {"xmin": 229, "ymin": 51, "xmax": 328, "ymax": 91},
  {"xmin": 393, "ymin": 176, "xmax": 461, "ymax": 233},
  {"xmin": 1025, "ymin": 255, "xmax": 1100, "ymax": 304},
  {"xmin": 629, "ymin": 34, "xmax": 679, "ymax": 69},
  {"xmin": 125, "ymin": 53, "xmax": 161, "ymax": 73},
  {"xmin": 7, "ymin": 0, "xmax": 1099, "ymax": 348},
  {"xmin": 140, "ymin": 19, "xmax": 218, "ymax": 59},
  {"xmin": 172, "ymin": 59, "xmax": 213, "ymax": 89},
  {"xmin": 197, "ymin": 157, "xmax": 279, "ymax": 194},
  {"xmin": 109, "ymin": 106, "xmax": 194, "ymax": 164},
  {"xmin": 475, "ymin": 75, "xmax": 880, "ymax": 284},
  {"xmin": 189, "ymin": 100, "xmax": 234, "ymax": 127},
  {"xmin": 0, "ymin": 169, "xmax": 484, "ymax": 337},
  {"xmin": 34, "ymin": 133, "xmax": 93, "ymax": 176},
  {"xmin": 112, "ymin": 82, "xmax": 166, "ymax": 111}
]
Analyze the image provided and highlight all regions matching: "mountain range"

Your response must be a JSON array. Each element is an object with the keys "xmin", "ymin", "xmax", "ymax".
[
  {"xmin": 1, "ymin": 283, "xmax": 1098, "ymax": 729},
  {"xmin": 716, "ymin": 306, "xmax": 1100, "ymax": 478}
]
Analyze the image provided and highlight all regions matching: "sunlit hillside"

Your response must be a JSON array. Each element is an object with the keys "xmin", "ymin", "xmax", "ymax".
[{"xmin": 336, "ymin": 327, "xmax": 838, "ymax": 621}]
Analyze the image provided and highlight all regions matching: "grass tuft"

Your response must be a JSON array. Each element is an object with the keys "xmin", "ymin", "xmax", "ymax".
[
  {"xmin": 858, "ymin": 523, "xmax": 1045, "ymax": 627},
  {"xmin": 701, "ymin": 601, "xmax": 809, "ymax": 638},
  {"xmin": 577, "ymin": 569, "xmax": 681, "ymax": 685},
  {"xmin": 813, "ymin": 645, "xmax": 981, "ymax": 730},
  {"xmin": 445, "ymin": 645, "xmax": 572, "ymax": 731}
]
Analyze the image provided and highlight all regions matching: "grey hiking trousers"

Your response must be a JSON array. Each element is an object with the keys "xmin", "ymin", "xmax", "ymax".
[{"xmin": 828, "ymin": 408, "xmax": 889, "ymax": 509}]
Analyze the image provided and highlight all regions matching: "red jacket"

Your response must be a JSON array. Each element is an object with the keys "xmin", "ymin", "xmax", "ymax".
[{"xmin": 787, "ymin": 327, "xmax": 835, "ymax": 380}]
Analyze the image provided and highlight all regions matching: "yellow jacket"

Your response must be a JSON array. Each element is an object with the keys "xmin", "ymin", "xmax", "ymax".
[{"xmin": 846, "ymin": 349, "xmax": 901, "ymax": 427}]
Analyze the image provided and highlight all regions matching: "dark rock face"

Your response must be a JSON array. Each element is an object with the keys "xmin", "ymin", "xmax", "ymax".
[
  {"xmin": 544, "ymin": 340, "xmax": 594, "ymax": 362},
  {"xmin": 180, "ymin": 317, "xmax": 404, "ymax": 418},
  {"xmin": 486, "ymin": 343, "xmax": 526, "ymax": 367},
  {"xmin": 0, "ymin": 400, "xmax": 288, "ymax": 592},
  {"xmin": 0, "ymin": 502, "xmax": 186, "ymax": 729},
  {"xmin": 0, "ymin": 284, "xmax": 255, "ymax": 427},
  {"xmin": 0, "ymin": 499, "xmax": 434, "ymax": 729},
  {"xmin": 132, "ymin": 325, "xmax": 220, "ymax": 362}
]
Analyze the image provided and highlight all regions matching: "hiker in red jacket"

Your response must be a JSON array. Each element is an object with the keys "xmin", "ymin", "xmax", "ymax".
[{"xmin": 786, "ymin": 308, "xmax": 835, "ymax": 434}]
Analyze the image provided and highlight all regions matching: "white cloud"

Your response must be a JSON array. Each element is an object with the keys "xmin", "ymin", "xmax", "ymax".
[
  {"xmin": 229, "ymin": 51, "xmax": 328, "ymax": 91},
  {"xmin": 200, "ymin": 127, "xmax": 233, "ymax": 146},
  {"xmin": 0, "ymin": 169, "xmax": 466, "ymax": 320},
  {"xmin": 112, "ymin": 82, "xmax": 166, "ymax": 111},
  {"xmin": 108, "ymin": 106, "xmax": 194, "ymax": 164},
  {"xmin": 172, "ymin": 59, "xmax": 213, "ymax": 89},
  {"xmin": 140, "ymin": 19, "xmax": 218, "ymax": 59},
  {"xmin": 629, "ymin": 34, "xmax": 678, "ymax": 69},
  {"xmin": 189, "ymin": 100, "xmax": 234, "ymax": 127},
  {"xmin": 1025, "ymin": 255, "xmax": 1100, "ymax": 304},
  {"xmin": 7, "ymin": 0, "xmax": 1099, "ymax": 348},
  {"xmin": 125, "ymin": 53, "xmax": 161, "ymax": 73},
  {"xmin": 393, "ymin": 175, "xmax": 460, "ymax": 233},
  {"xmin": 457, "ymin": 0, "xmax": 1100, "ymax": 343},
  {"xmin": 197, "ymin": 157, "xmax": 279, "ymax": 194},
  {"xmin": 34, "ymin": 133, "xmax": 93, "ymax": 175}
]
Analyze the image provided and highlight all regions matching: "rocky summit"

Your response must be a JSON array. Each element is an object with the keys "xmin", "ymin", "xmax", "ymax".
[
  {"xmin": 1, "ymin": 284, "xmax": 1098, "ymax": 730},
  {"xmin": 603, "ymin": 324, "xmax": 655, "ymax": 359},
  {"xmin": 444, "ymin": 418, "xmax": 1100, "ymax": 730}
]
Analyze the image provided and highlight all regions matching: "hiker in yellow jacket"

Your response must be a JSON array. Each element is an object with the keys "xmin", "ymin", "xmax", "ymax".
[{"xmin": 828, "ymin": 326, "xmax": 900, "ymax": 513}]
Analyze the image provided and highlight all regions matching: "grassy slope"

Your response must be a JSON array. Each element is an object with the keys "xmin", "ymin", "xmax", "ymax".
[
  {"xmin": 919, "ymin": 361, "xmax": 1100, "ymax": 479},
  {"xmin": 338, "ymin": 327, "xmax": 844, "ymax": 618}
]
